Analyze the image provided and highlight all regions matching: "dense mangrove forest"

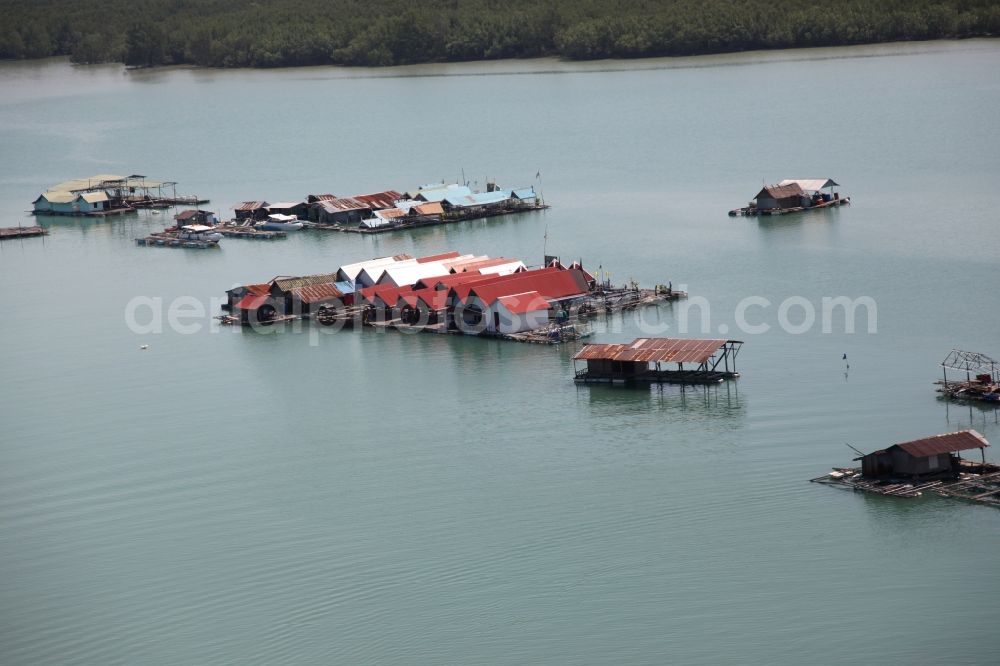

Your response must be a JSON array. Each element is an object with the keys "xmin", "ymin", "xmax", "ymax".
[{"xmin": 2, "ymin": 0, "xmax": 998, "ymax": 69}]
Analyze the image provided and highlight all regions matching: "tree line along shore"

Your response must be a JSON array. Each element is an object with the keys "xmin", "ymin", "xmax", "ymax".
[{"xmin": 2, "ymin": 0, "xmax": 998, "ymax": 69}]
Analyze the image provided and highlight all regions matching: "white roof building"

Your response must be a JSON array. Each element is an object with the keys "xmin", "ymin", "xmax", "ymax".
[
  {"xmin": 337, "ymin": 255, "xmax": 412, "ymax": 285},
  {"xmin": 777, "ymin": 179, "xmax": 840, "ymax": 192},
  {"xmin": 376, "ymin": 262, "xmax": 451, "ymax": 288}
]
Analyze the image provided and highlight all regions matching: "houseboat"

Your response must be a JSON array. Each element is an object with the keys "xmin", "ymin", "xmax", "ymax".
[
  {"xmin": 811, "ymin": 430, "xmax": 1000, "ymax": 507},
  {"xmin": 730, "ymin": 178, "xmax": 849, "ymax": 217}
]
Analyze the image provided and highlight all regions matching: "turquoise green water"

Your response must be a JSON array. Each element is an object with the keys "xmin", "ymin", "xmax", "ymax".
[{"xmin": 2, "ymin": 41, "xmax": 999, "ymax": 665}]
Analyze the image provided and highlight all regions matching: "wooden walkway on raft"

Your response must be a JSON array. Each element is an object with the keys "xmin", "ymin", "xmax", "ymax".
[
  {"xmin": 306, "ymin": 205, "xmax": 549, "ymax": 235},
  {"xmin": 810, "ymin": 462, "xmax": 1000, "ymax": 507},
  {"xmin": 216, "ymin": 226, "xmax": 286, "ymax": 240},
  {"xmin": 577, "ymin": 288, "xmax": 686, "ymax": 316},
  {"xmin": 0, "ymin": 225, "xmax": 47, "ymax": 240},
  {"xmin": 730, "ymin": 197, "xmax": 850, "ymax": 217},
  {"xmin": 360, "ymin": 316, "xmax": 586, "ymax": 344}
]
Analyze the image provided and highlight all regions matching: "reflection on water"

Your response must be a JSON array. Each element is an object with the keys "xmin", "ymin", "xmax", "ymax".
[{"xmin": 579, "ymin": 380, "xmax": 745, "ymax": 424}]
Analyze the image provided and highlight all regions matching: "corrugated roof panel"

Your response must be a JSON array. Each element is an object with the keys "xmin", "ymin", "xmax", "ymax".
[
  {"xmin": 337, "ymin": 255, "xmax": 413, "ymax": 283},
  {"xmin": 273, "ymin": 272, "xmax": 340, "ymax": 292},
  {"xmin": 290, "ymin": 283, "xmax": 344, "ymax": 304},
  {"xmin": 236, "ymin": 294, "xmax": 271, "ymax": 310},
  {"xmin": 893, "ymin": 430, "xmax": 989, "ymax": 458},
  {"xmin": 354, "ymin": 190, "xmax": 402, "ymax": 209},
  {"xmin": 778, "ymin": 179, "xmax": 839, "ymax": 191},
  {"xmin": 417, "ymin": 289, "xmax": 450, "ymax": 311},
  {"xmin": 414, "ymin": 202, "xmax": 445, "ymax": 216},
  {"xmin": 418, "ymin": 185, "xmax": 472, "ymax": 202},
  {"xmin": 573, "ymin": 338, "xmax": 728, "ymax": 364},
  {"xmin": 756, "ymin": 183, "xmax": 804, "ymax": 200},
  {"xmin": 377, "ymin": 262, "xmax": 451, "ymax": 288},
  {"xmin": 448, "ymin": 267, "xmax": 562, "ymax": 301},
  {"xmin": 467, "ymin": 269, "xmax": 589, "ymax": 307},
  {"xmin": 497, "ymin": 291, "xmax": 549, "ymax": 314},
  {"xmin": 40, "ymin": 191, "xmax": 76, "ymax": 203},
  {"xmin": 416, "ymin": 251, "xmax": 461, "ymax": 263}
]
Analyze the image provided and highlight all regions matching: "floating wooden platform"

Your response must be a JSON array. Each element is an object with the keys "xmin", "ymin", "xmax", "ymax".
[
  {"xmin": 935, "ymin": 380, "xmax": 1000, "ymax": 405},
  {"xmin": 128, "ymin": 196, "xmax": 209, "ymax": 207},
  {"xmin": 0, "ymin": 226, "xmax": 47, "ymax": 240},
  {"xmin": 308, "ymin": 205, "xmax": 549, "ymax": 235},
  {"xmin": 730, "ymin": 197, "xmax": 850, "ymax": 217},
  {"xmin": 577, "ymin": 288, "xmax": 686, "ymax": 317},
  {"xmin": 811, "ymin": 461, "xmax": 1000, "ymax": 507},
  {"xmin": 216, "ymin": 226, "xmax": 286, "ymax": 240},
  {"xmin": 136, "ymin": 234, "xmax": 219, "ymax": 249},
  {"xmin": 574, "ymin": 370, "xmax": 735, "ymax": 385},
  {"xmin": 36, "ymin": 207, "xmax": 137, "ymax": 218}
]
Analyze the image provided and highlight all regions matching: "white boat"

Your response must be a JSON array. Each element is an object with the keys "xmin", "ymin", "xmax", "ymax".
[
  {"xmin": 178, "ymin": 224, "xmax": 222, "ymax": 242},
  {"xmin": 256, "ymin": 213, "xmax": 304, "ymax": 231}
]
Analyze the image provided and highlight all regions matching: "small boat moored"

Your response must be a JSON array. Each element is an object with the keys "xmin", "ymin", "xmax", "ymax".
[
  {"xmin": 256, "ymin": 214, "xmax": 304, "ymax": 231},
  {"xmin": 178, "ymin": 224, "xmax": 222, "ymax": 242}
]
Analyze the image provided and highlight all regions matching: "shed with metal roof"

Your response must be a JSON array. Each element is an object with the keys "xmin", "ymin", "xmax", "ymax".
[
  {"xmin": 858, "ymin": 430, "xmax": 989, "ymax": 480},
  {"xmin": 573, "ymin": 338, "xmax": 743, "ymax": 384},
  {"xmin": 234, "ymin": 201, "xmax": 269, "ymax": 221}
]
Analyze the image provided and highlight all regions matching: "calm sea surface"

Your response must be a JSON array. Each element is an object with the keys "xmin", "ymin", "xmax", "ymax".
[{"xmin": 1, "ymin": 41, "xmax": 999, "ymax": 665}]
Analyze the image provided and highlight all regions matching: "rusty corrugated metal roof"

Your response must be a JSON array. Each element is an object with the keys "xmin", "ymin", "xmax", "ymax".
[
  {"xmin": 413, "ymin": 202, "xmax": 444, "ymax": 216},
  {"xmin": 236, "ymin": 294, "xmax": 271, "ymax": 310},
  {"xmin": 273, "ymin": 272, "xmax": 340, "ymax": 292},
  {"xmin": 319, "ymin": 197, "xmax": 369, "ymax": 213},
  {"xmin": 893, "ymin": 430, "xmax": 989, "ymax": 458},
  {"xmin": 573, "ymin": 338, "xmax": 729, "ymax": 364},
  {"xmin": 289, "ymin": 283, "xmax": 344, "ymax": 304},
  {"xmin": 235, "ymin": 201, "xmax": 268, "ymax": 210},
  {"xmin": 354, "ymin": 190, "xmax": 402, "ymax": 210}
]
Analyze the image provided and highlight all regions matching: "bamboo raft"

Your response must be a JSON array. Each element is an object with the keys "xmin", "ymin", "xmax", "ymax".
[
  {"xmin": 730, "ymin": 197, "xmax": 850, "ymax": 217},
  {"xmin": 136, "ymin": 234, "xmax": 219, "ymax": 249},
  {"xmin": 811, "ymin": 462, "xmax": 1000, "ymax": 507},
  {"xmin": 0, "ymin": 225, "xmax": 48, "ymax": 240}
]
